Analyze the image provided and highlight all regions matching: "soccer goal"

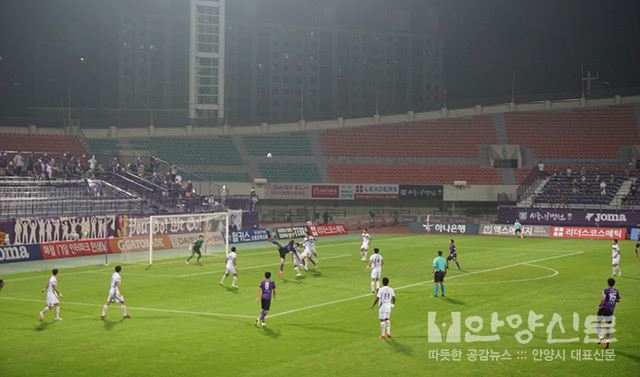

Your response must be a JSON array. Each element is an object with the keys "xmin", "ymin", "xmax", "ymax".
[{"xmin": 142, "ymin": 212, "xmax": 230, "ymax": 265}]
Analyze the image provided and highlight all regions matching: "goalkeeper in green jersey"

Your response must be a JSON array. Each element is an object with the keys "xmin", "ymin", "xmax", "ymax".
[{"xmin": 186, "ymin": 235, "xmax": 205, "ymax": 264}]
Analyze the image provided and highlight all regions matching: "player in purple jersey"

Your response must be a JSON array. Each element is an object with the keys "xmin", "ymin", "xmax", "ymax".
[
  {"xmin": 446, "ymin": 239, "xmax": 461, "ymax": 270},
  {"xmin": 270, "ymin": 239, "xmax": 296, "ymax": 278},
  {"xmin": 596, "ymin": 278, "xmax": 621, "ymax": 349},
  {"xmin": 255, "ymin": 271, "xmax": 276, "ymax": 327}
]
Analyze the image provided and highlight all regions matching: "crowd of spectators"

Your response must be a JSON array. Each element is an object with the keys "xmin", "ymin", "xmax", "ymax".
[{"xmin": 0, "ymin": 150, "xmax": 103, "ymax": 180}]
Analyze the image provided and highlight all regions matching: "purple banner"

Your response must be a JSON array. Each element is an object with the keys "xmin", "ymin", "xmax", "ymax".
[
  {"xmin": 498, "ymin": 207, "xmax": 640, "ymax": 228},
  {"xmin": 0, "ymin": 215, "xmax": 117, "ymax": 245}
]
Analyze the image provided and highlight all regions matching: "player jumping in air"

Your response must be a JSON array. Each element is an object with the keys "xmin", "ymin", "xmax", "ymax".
[
  {"xmin": 514, "ymin": 219, "xmax": 524, "ymax": 239},
  {"xmin": 302, "ymin": 232, "xmax": 319, "ymax": 270},
  {"xmin": 368, "ymin": 248, "xmax": 384, "ymax": 294},
  {"xmin": 432, "ymin": 250, "xmax": 448, "ymax": 297},
  {"xmin": 39, "ymin": 269, "xmax": 63, "ymax": 321},
  {"xmin": 360, "ymin": 228, "xmax": 371, "ymax": 262},
  {"xmin": 271, "ymin": 239, "xmax": 302, "ymax": 278},
  {"xmin": 371, "ymin": 277, "xmax": 395, "ymax": 339},
  {"xmin": 611, "ymin": 239, "xmax": 621, "ymax": 277},
  {"xmin": 186, "ymin": 234, "xmax": 205, "ymax": 264},
  {"xmin": 101, "ymin": 265, "xmax": 132, "ymax": 320},
  {"xmin": 255, "ymin": 271, "xmax": 276, "ymax": 327},
  {"xmin": 596, "ymin": 278, "xmax": 621, "ymax": 349},
  {"xmin": 219, "ymin": 246, "xmax": 239, "ymax": 288},
  {"xmin": 447, "ymin": 239, "xmax": 462, "ymax": 270}
]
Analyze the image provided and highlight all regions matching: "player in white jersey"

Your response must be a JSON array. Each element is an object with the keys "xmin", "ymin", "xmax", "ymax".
[
  {"xmin": 291, "ymin": 243, "xmax": 306, "ymax": 277},
  {"xmin": 367, "ymin": 248, "xmax": 384, "ymax": 294},
  {"xmin": 371, "ymin": 277, "xmax": 395, "ymax": 339},
  {"xmin": 360, "ymin": 229, "xmax": 371, "ymax": 262},
  {"xmin": 611, "ymin": 239, "xmax": 621, "ymax": 277},
  {"xmin": 101, "ymin": 265, "xmax": 132, "ymax": 320},
  {"xmin": 39, "ymin": 269, "xmax": 63, "ymax": 321},
  {"xmin": 220, "ymin": 246, "xmax": 239, "ymax": 288},
  {"xmin": 301, "ymin": 233, "xmax": 319, "ymax": 270}
]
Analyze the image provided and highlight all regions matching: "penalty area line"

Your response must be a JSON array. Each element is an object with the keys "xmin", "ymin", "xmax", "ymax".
[{"xmin": 269, "ymin": 250, "xmax": 583, "ymax": 318}]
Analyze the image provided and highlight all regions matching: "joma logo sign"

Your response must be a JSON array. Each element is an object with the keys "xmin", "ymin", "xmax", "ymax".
[
  {"xmin": 0, "ymin": 246, "xmax": 30, "ymax": 261},
  {"xmin": 585, "ymin": 213, "xmax": 628, "ymax": 222}
]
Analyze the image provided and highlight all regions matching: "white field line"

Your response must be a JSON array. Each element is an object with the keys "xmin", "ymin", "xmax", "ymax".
[
  {"xmin": 445, "ymin": 263, "xmax": 559, "ymax": 286},
  {"xmin": 175, "ymin": 254, "xmax": 351, "ymax": 278},
  {"xmin": 0, "ymin": 296, "xmax": 254, "ymax": 319},
  {"xmin": 269, "ymin": 250, "xmax": 583, "ymax": 318}
]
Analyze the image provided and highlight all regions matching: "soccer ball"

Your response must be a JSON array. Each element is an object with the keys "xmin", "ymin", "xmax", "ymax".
[{"xmin": 266, "ymin": 152, "xmax": 273, "ymax": 158}]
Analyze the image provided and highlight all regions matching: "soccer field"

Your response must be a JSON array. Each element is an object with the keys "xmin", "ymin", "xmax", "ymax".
[{"xmin": 0, "ymin": 234, "xmax": 638, "ymax": 377}]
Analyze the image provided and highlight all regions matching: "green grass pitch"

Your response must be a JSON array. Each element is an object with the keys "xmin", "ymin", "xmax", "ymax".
[{"xmin": 0, "ymin": 234, "xmax": 638, "ymax": 377}]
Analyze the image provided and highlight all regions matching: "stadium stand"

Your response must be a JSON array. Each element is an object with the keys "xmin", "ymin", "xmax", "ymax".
[
  {"xmin": 258, "ymin": 163, "xmax": 322, "ymax": 183},
  {"xmin": 327, "ymin": 164, "xmax": 502, "ymax": 184},
  {"xmin": 505, "ymin": 106, "xmax": 639, "ymax": 158},
  {"xmin": 0, "ymin": 177, "xmax": 150, "ymax": 219},
  {"xmin": 532, "ymin": 170, "xmax": 626, "ymax": 206},
  {"xmin": 243, "ymin": 133, "xmax": 313, "ymax": 156},
  {"xmin": 148, "ymin": 137, "xmax": 243, "ymax": 166},
  {"xmin": 0, "ymin": 133, "xmax": 88, "ymax": 156},
  {"xmin": 320, "ymin": 116, "xmax": 496, "ymax": 157}
]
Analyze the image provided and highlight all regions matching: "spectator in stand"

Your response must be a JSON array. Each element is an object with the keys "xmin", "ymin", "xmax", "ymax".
[
  {"xmin": 581, "ymin": 174, "xmax": 587, "ymax": 183},
  {"xmin": 75, "ymin": 161, "xmax": 84, "ymax": 178},
  {"xmin": 6, "ymin": 161, "xmax": 15, "ymax": 176},
  {"xmin": 571, "ymin": 183, "xmax": 578, "ymax": 194},
  {"xmin": 27, "ymin": 153, "xmax": 35, "ymax": 176},
  {"xmin": 580, "ymin": 166, "xmax": 586, "ymax": 177},
  {"xmin": 566, "ymin": 167, "xmax": 572, "ymax": 177},
  {"xmin": 600, "ymin": 180, "xmax": 607, "ymax": 196},
  {"xmin": 186, "ymin": 180, "xmax": 193, "ymax": 193},
  {"xmin": 42, "ymin": 153, "xmax": 50, "ymax": 164},
  {"xmin": 552, "ymin": 169, "xmax": 558, "ymax": 178},
  {"xmin": 0, "ymin": 150, "xmax": 7, "ymax": 175},
  {"xmin": 162, "ymin": 180, "xmax": 170, "ymax": 198},
  {"xmin": 150, "ymin": 156, "xmax": 159, "ymax": 173},
  {"xmin": 609, "ymin": 173, "xmax": 615, "ymax": 183},
  {"xmin": 150, "ymin": 171, "xmax": 160, "ymax": 185},
  {"xmin": 88, "ymin": 155, "xmax": 97, "ymax": 172},
  {"xmin": 170, "ymin": 162, "xmax": 178, "ymax": 182},
  {"xmin": 250, "ymin": 186, "xmax": 256, "ymax": 197},
  {"xmin": 134, "ymin": 156, "xmax": 143, "ymax": 169},
  {"xmin": 595, "ymin": 173, "xmax": 601, "ymax": 183},
  {"xmin": 111, "ymin": 155, "xmax": 119, "ymax": 172},
  {"xmin": 61, "ymin": 152, "xmax": 69, "ymax": 173},
  {"xmin": 137, "ymin": 163, "xmax": 145, "ymax": 178},
  {"xmin": 537, "ymin": 160, "xmax": 544, "ymax": 177},
  {"xmin": 13, "ymin": 151, "xmax": 24, "ymax": 176}
]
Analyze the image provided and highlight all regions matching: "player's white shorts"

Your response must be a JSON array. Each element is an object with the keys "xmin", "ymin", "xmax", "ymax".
[
  {"xmin": 371, "ymin": 268, "xmax": 381, "ymax": 280},
  {"xmin": 361, "ymin": 243, "xmax": 369, "ymax": 251},
  {"xmin": 107, "ymin": 288, "xmax": 125, "ymax": 304},
  {"xmin": 612, "ymin": 257, "xmax": 620, "ymax": 265},
  {"xmin": 378, "ymin": 304, "xmax": 392, "ymax": 320},
  {"xmin": 46, "ymin": 293, "xmax": 59, "ymax": 306},
  {"xmin": 226, "ymin": 265, "xmax": 237, "ymax": 275},
  {"xmin": 302, "ymin": 250, "xmax": 313, "ymax": 259}
]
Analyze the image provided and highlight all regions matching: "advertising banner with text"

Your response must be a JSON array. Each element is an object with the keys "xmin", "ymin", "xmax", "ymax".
[
  {"xmin": 108, "ymin": 235, "xmax": 173, "ymax": 253},
  {"xmin": 549, "ymin": 226, "xmax": 626, "ymax": 240},
  {"xmin": 498, "ymin": 207, "xmax": 640, "ymax": 228},
  {"xmin": 478, "ymin": 224, "xmax": 551, "ymax": 237},
  {"xmin": 408, "ymin": 222, "xmax": 479, "ymax": 235},
  {"xmin": 40, "ymin": 239, "xmax": 110, "ymax": 260},
  {"xmin": 230, "ymin": 229, "xmax": 270, "ymax": 243},
  {"xmin": 0, "ymin": 244, "xmax": 43, "ymax": 264},
  {"xmin": 307, "ymin": 224, "xmax": 348, "ymax": 237},
  {"xmin": 266, "ymin": 184, "xmax": 311, "ymax": 200}
]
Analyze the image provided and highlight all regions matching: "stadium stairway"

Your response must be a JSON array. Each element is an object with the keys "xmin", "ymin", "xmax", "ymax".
[
  {"xmin": 610, "ymin": 177, "xmax": 636, "ymax": 206},
  {"xmin": 491, "ymin": 113, "xmax": 509, "ymax": 145}
]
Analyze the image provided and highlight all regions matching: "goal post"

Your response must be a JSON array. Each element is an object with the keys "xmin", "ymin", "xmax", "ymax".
[{"xmin": 146, "ymin": 212, "xmax": 230, "ymax": 265}]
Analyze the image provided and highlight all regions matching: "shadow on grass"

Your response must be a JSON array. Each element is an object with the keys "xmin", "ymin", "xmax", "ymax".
[
  {"xmin": 619, "ymin": 275, "xmax": 640, "ymax": 281},
  {"xmin": 34, "ymin": 320, "xmax": 56, "ymax": 331},
  {"xmin": 616, "ymin": 350, "xmax": 640, "ymax": 364},
  {"xmin": 386, "ymin": 338, "xmax": 414, "ymax": 356},
  {"xmin": 260, "ymin": 326, "xmax": 281, "ymax": 339},
  {"xmin": 102, "ymin": 318, "xmax": 125, "ymax": 331},
  {"xmin": 442, "ymin": 296, "xmax": 465, "ymax": 306},
  {"xmin": 223, "ymin": 286, "xmax": 240, "ymax": 294}
]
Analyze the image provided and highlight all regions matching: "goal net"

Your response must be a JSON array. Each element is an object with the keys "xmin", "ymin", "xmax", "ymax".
[{"xmin": 114, "ymin": 212, "xmax": 229, "ymax": 264}]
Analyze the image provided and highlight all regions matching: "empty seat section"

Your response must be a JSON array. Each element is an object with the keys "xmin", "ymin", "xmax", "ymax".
[
  {"xmin": 244, "ymin": 133, "xmax": 313, "ymax": 156},
  {"xmin": 259, "ymin": 163, "xmax": 321, "ymax": 183},
  {"xmin": 148, "ymin": 137, "xmax": 243, "ymax": 165},
  {"xmin": 505, "ymin": 106, "xmax": 639, "ymax": 158},
  {"xmin": 320, "ymin": 116, "xmax": 496, "ymax": 157},
  {"xmin": 328, "ymin": 164, "xmax": 501, "ymax": 184}
]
